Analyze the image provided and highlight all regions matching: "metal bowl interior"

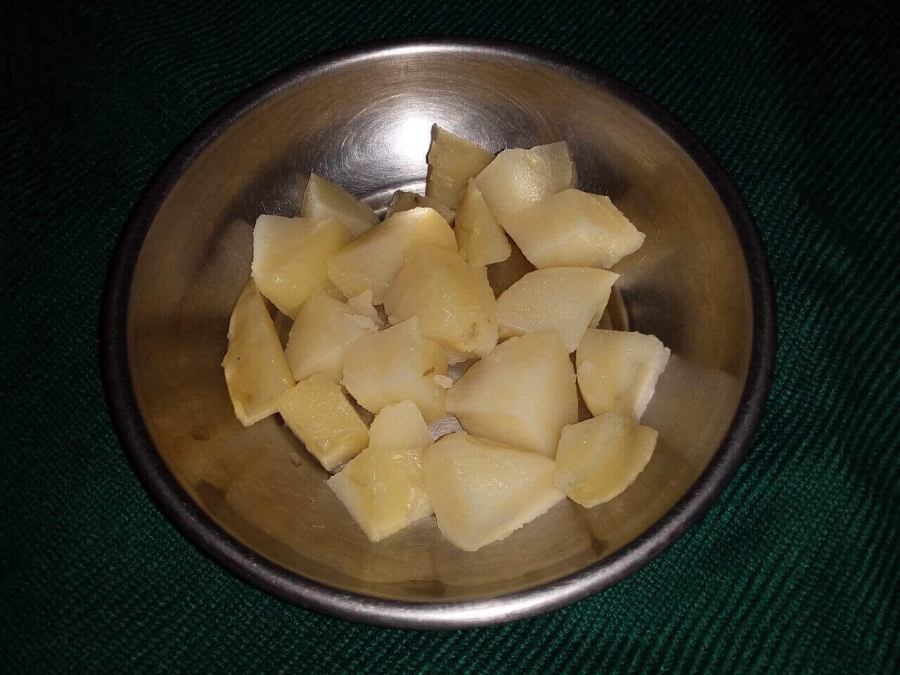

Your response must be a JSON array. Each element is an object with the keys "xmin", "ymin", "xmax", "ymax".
[{"xmin": 102, "ymin": 39, "xmax": 774, "ymax": 628}]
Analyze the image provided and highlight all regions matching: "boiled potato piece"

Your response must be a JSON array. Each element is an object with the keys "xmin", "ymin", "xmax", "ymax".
[
  {"xmin": 502, "ymin": 189, "xmax": 644, "ymax": 269},
  {"xmin": 554, "ymin": 412, "xmax": 658, "ymax": 507},
  {"xmin": 385, "ymin": 190, "xmax": 455, "ymax": 224},
  {"xmin": 278, "ymin": 373, "xmax": 369, "ymax": 471},
  {"xmin": 251, "ymin": 215, "xmax": 348, "ymax": 317},
  {"xmin": 284, "ymin": 291, "xmax": 379, "ymax": 384},
  {"xmin": 454, "ymin": 179, "xmax": 511, "ymax": 267},
  {"xmin": 576, "ymin": 329, "xmax": 670, "ymax": 420},
  {"xmin": 342, "ymin": 317, "xmax": 449, "ymax": 423},
  {"xmin": 222, "ymin": 280, "xmax": 294, "ymax": 426},
  {"xmin": 474, "ymin": 141, "xmax": 574, "ymax": 223},
  {"xmin": 301, "ymin": 173, "xmax": 378, "ymax": 240},
  {"xmin": 425, "ymin": 125, "xmax": 494, "ymax": 209},
  {"xmin": 328, "ymin": 442, "xmax": 431, "ymax": 542},
  {"xmin": 327, "ymin": 207, "xmax": 456, "ymax": 303},
  {"xmin": 328, "ymin": 400, "xmax": 433, "ymax": 541},
  {"xmin": 423, "ymin": 432, "xmax": 565, "ymax": 551},
  {"xmin": 383, "ymin": 246, "xmax": 498, "ymax": 362},
  {"xmin": 446, "ymin": 331, "xmax": 577, "ymax": 457},
  {"xmin": 497, "ymin": 267, "xmax": 619, "ymax": 352},
  {"xmin": 368, "ymin": 400, "xmax": 433, "ymax": 451}
]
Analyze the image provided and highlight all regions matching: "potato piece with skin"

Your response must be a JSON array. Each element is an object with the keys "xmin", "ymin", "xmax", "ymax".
[
  {"xmin": 326, "ymin": 207, "xmax": 457, "ymax": 303},
  {"xmin": 342, "ymin": 317, "xmax": 449, "ymax": 423},
  {"xmin": 425, "ymin": 125, "xmax": 495, "ymax": 209},
  {"xmin": 423, "ymin": 433, "xmax": 565, "ymax": 552},
  {"xmin": 497, "ymin": 267, "xmax": 619, "ymax": 352},
  {"xmin": 554, "ymin": 412, "xmax": 658, "ymax": 507},
  {"xmin": 576, "ymin": 329, "xmax": 671, "ymax": 421},
  {"xmin": 368, "ymin": 400, "xmax": 434, "ymax": 451},
  {"xmin": 386, "ymin": 190, "xmax": 455, "ymax": 224},
  {"xmin": 474, "ymin": 141, "xmax": 574, "ymax": 223},
  {"xmin": 383, "ymin": 246, "xmax": 498, "ymax": 362},
  {"xmin": 251, "ymin": 215, "xmax": 349, "ymax": 317},
  {"xmin": 327, "ymin": 400, "xmax": 433, "ymax": 542},
  {"xmin": 454, "ymin": 179, "xmax": 512, "ymax": 267},
  {"xmin": 222, "ymin": 280, "xmax": 294, "ymax": 426},
  {"xmin": 284, "ymin": 291, "xmax": 378, "ymax": 384},
  {"xmin": 502, "ymin": 189, "xmax": 645, "ymax": 269},
  {"xmin": 277, "ymin": 373, "xmax": 369, "ymax": 471},
  {"xmin": 446, "ymin": 331, "xmax": 578, "ymax": 457},
  {"xmin": 301, "ymin": 173, "xmax": 378, "ymax": 240}
]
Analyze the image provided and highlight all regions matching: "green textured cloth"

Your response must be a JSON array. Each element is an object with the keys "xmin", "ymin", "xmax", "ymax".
[{"xmin": 2, "ymin": 0, "xmax": 898, "ymax": 672}]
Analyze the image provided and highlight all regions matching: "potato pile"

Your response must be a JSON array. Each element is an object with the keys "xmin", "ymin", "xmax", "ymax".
[{"xmin": 222, "ymin": 126, "xmax": 670, "ymax": 551}]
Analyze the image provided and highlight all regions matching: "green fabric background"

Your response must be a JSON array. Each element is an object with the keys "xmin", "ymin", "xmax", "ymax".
[{"xmin": 2, "ymin": 0, "xmax": 898, "ymax": 672}]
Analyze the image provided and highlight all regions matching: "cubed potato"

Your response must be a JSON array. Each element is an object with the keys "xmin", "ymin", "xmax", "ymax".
[
  {"xmin": 328, "ymin": 440, "xmax": 432, "ymax": 542},
  {"xmin": 301, "ymin": 173, "xmax": 378, "ymax": 240},
  {"xmin": 328, "ymin": 400, "xmax": 433, "ymax": 542},
  {"xmin": 326, "ymin": 207, "xmax": 456, "ymax": 303},
  {"xmin": 284, "ymin": 291, "xmax": 379, "ymax": 384},
  {"xmin": 554, "ymin": 412, "xmax": 658, "ymax": 507},
  {"xmin": 222, "ymin": 280, "xmax": 295, "ymax": 425},
  {"xmin": 251, "ymin": 215, "xmax": 349, "ymax": 317},
  {"xmin": 454, "ymin": 179, "xmax": 512, "ymax": 267},
  {"xmin": 576, "ymin": 329, "xmax": 670, "ymax": 420},
  {"xmin": 277, "ymin": 373, "xmax": 369, "ymax": 471},
  {"xmin": 474, "ymin": 141, "xmax": 574, "ymax": 223},
  {"xmin": 446, "ymin": 331, "xmax": 577, "ymax": 457},
  {"xmin": 423, "ymin": 432, "xmax": 565, "ymax": 551},
  {"xmin": 425, "ymin": 125, "xmax": 495, "ymax": 209},
  {"xmin": 385, "ymin": 190, "xmax": 455, "ymax": 224},
  {"xmin": 502, "ymin": 189, "xmax": 644, "ymax": 269},
  {"xmin": 342, "ymin": 317, "xmax": 449, "ymax": 423},
  {"xmin": 367, "ymin": 400, "xmax": 433, "ymax": 451},
  {"xmin": 497, "ymin": 267, "xmax": 619, "ymax": 352},
  {"xmin": 383, "ymin": 246, "xmax": 498, "ymax": 362}
]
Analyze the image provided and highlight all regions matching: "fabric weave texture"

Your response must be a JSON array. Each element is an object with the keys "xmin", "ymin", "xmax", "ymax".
[{"xmin": 1, "ymin": 0, "xmax": 898, "ymax": 672}]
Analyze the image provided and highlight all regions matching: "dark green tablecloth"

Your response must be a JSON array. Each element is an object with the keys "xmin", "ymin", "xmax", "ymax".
[{"xmin": 2, "ymin": 1, "xmax": 898, "ymax": 672}]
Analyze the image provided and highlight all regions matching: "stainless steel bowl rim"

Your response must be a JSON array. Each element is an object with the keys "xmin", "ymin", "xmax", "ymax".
[{"xmin": 100, "ymin": 37, "xmax": 776, "ymax": 629}]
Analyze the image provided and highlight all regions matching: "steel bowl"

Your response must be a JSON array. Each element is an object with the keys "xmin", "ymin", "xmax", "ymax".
[{"xmin": 101, "ymin": 38, "xmax": 775, "ymax": 628}]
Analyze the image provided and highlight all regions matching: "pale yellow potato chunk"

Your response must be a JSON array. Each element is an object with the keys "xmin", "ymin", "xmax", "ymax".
[
  {"xmin": 326, "ymin": 207, "xmax": 456, "ymax": 303},
  {"xmin": 222, "ymin": 280, "xmax": 294, "ymax": 426},
  {"xmin": 385, "ymin": 190, "xmax": 455, "ymax": 224},
  {"xmin": 423, "ymin": 433, "xmax": 565, "ymax": 551},
  {"xmin": 425, "ymin": 125, "xmax": 495, "ymax": 209},
  {"xmin": 328, "ymin": 442, "xmax": 431, "ymax": 542},
  {"xmin": 328, "ymin": 400, "xmax": 433, "ymax": 542},
  {"xmin": 284, "ymin": 291, "xmax": 379, "ymax": 384},
  {"xmin": 576, "ymin": 329, "xmax": 670, "ymax": 420},
  {"xmin": 278, "ymin": 373, "xmax": 369, "ymax": 471},
  {"xmin": 454, "ymin": 179, "xmax": 511, "ymax": 267},
  {"xmin": 368, "ymin": 400, "xmax": 433, "ymax": 451},
  {"xmin": 497, "ymin": 267, "xmax": 619, "ymax": 352},
  {"xmin": 251, "ymin": 215, "xmax": 348, "ymax": 317},
  {"xmin": 503, "ymin": 189, "xmax": 644, "ymax": 269},
  {"xmin": 382, "ymin": 246, "xmax": 498, "ymax": 362},
  {"xmin": 301, "ymin": 173, "xmax": 378, "ymax": 240},
  {"xmin": 554, "ymin": 412, "xmax": 658, "ymax": 507},
  {"xmin": 474, "ymin": 141, "xmax": 574, "ymax": 223},
  {"xmin": 446, "ymin": 331, "xmax": 577, "ymax": 457},
  {"xmin": 342, "ymin": 317, "xmax": 449, "ymax": 423}
]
